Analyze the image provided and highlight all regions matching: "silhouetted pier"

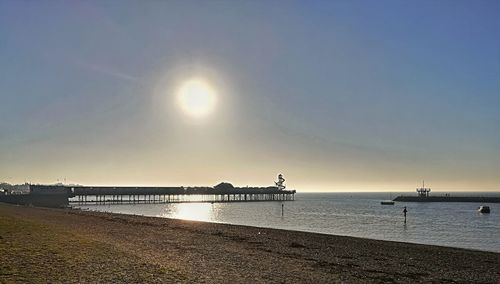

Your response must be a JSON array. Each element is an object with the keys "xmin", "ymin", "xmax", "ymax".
[
  {"xmin": 0, "ymin": 180, "xmax": 297, "ymax": 208},
  {"xmin": 69, "ymin": 186, "xmax": 296, "ymax": 205},
  {"xmin": 67, "ymin": 184, "xmax": 296, "ymax": 205}
]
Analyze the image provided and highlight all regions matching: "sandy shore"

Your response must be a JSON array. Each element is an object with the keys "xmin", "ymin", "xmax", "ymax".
[{"xmin": 0, "ymin": 204, "xmax": 498, "ymax": 283}]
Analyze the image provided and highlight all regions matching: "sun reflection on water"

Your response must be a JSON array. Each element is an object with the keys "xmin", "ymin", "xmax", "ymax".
[{"xmin": 168, "ymin": 203, "xmax": 214, "ymax": 222}]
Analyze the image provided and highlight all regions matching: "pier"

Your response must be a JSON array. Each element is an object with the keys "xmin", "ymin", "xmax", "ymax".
[
  {"xmin": 10, "ymin": 181, "xmax": 295, "ymax": 207},
  {"xmin": 1, "ymin": 185, "xmax": 296, "ymax": 207},
  {"xmin": 0, "ymin": 176, "xmax": 297, "ymax": 207},
  {"xmin": 69, "ymin": 185, "xmax": 296, "ymax": 205}
]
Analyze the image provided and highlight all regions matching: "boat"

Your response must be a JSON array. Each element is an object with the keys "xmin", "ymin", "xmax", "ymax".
[
  {"xmin": 381, "ymin": 192, "xmax": 395, "ymax": 205},
  {"xmin": 478, "ymin": 206, "xmax": 490, "ymax": 213}
]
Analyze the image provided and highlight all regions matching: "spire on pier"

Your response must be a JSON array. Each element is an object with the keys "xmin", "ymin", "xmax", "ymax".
[{"xmin": 275, "ymin": 174, "xmax": 286, "ymax": 190}]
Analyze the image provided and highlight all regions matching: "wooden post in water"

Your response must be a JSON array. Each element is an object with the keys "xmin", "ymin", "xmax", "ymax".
[{"xmin": 403, "ymin": 206, "xmax": 407, "ymax": 224}]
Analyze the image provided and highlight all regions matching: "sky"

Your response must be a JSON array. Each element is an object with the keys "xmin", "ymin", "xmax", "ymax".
[{"xmin": 1, "ymin": 1, "xmax": 500, "ymax": 192}]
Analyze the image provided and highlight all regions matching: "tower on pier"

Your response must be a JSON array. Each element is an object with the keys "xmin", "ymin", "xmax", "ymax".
[{"xmin": 275, "ymin": 174, "xmax": 286, "ymax": 191}]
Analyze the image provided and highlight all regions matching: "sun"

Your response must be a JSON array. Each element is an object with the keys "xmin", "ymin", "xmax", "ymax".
[{"xmin": 177, "ymin": 79, "xmax": 217, "ymax": 117}]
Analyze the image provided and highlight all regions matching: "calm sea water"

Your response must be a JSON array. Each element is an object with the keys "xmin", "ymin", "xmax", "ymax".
[{"xmin": 74, "ymin": 192, "xmax": 500, "ymax": 253}]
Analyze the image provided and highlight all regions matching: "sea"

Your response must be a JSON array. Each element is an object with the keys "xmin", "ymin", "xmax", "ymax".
[{"xmin": 73, "ymin": 192, "xmax": 500, "ymax": 253}]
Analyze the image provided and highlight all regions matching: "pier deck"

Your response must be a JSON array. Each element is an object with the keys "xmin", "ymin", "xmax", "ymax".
[
  {"xmin": 67, "ymin": 186, "xmax": 296, "ymax": 205},
  {"xmin": 1, "ymin": 185, "xmax": 296, "ymax": 207}
]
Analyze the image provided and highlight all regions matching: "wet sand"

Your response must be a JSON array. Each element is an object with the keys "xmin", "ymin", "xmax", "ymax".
[{"xmin": 0, "ymin": 204, "xmax": 499, "ymax": 283}]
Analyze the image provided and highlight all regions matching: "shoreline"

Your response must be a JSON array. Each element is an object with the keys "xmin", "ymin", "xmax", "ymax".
[
  {"xmin": 76, "ymin": 205, "xmax": 500, "ymax": 254},
  {"xmin": 1, "ymin": 203, "xmax": 499, "ymax": 283}
]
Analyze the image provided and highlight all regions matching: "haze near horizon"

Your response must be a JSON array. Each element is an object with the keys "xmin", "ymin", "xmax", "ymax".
[{"xmin": 1, "ymin": 1, "xmax": 499, "ymax": 192}]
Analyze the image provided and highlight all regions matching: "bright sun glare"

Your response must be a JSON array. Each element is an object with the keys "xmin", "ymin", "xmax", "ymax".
[{"xmin": 177, "ymin": 79, "xmax": 217, "ymax": 117}]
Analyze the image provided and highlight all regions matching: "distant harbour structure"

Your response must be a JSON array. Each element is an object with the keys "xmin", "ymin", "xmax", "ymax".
[
  {"xmin": 394, "ymin": 181, "xmax": 500, "ymax": 203},
  {"xmin": 416, "ymin": 180, "xmax": 431, "ymax": 197}
]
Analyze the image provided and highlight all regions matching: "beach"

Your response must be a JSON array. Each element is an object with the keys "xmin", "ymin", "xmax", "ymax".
[{"xmin": 0, "ymin": 204, "xmax": 499, "ymax": 283}]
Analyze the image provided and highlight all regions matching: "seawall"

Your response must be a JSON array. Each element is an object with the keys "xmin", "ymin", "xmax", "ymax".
[
  {"xmin": 0, "ymin": 193, "xmax": 69, "ymax": 208},
  {"xmin": 393, "ymin": 196, "xmax": 500, "ymax": 203}
]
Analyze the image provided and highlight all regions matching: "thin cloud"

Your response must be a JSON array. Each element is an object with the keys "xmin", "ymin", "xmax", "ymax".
[{"xmin": 69, "ymin": 57, "xmax": 142, "ymax": 84}]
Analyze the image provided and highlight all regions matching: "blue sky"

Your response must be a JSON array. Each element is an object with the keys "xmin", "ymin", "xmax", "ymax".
[{"xmin": 1, "ymin": 1, "xmax": 499, "ymax": 191}]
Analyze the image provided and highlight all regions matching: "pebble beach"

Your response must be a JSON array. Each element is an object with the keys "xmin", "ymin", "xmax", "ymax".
[{"xmin": 0, "ymin": 204, "xmax": 499, "ymax": 283}]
